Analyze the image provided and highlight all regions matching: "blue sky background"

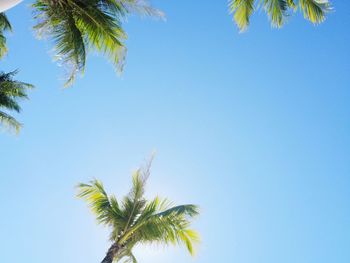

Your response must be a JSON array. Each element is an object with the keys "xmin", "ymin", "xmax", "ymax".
[{"xmin": 1, "ymin": 1, "xmax": 349, "ymax": 263}]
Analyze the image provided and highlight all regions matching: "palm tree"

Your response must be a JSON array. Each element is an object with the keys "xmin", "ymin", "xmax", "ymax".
[
  {"xmin": 229, "ymin": 0, "xmax": 332, "ymax": 32},
  {"xmin": 77, "ymin": 162, "xmax": 200, "ymax": 263},
  {"xmin": 32, "ymin": 0, "xmax": 163, "ymax": 86},
  {"xmin": 0, "ymin": 70, "xmax": 33, "ymax": 133},
  {"xmin": 0, "ymin": 12, "xmax": 11, "ymax": 58}
]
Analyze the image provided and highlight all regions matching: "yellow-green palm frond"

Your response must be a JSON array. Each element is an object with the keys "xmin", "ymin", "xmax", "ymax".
[
  {"xmin": 263, "ymin": 0, "xmax": 289, "ymax": 28},
  {"xmin": 299, "ymin": 0, "xmax": 332, "ymax": 24},
  {"xmin": 119, "ymin": 195, "xmax": 199, "ymax": 255},
  {"xmin": 0, "ymin": 70, "xmax": 33, "ymax": 133},
  {"xmin": 229, "ymin": 0, "xmax": 255, "ymax": 32},
  {"xmin": 0, "ymin": 13, "xmax": 12, "ymax": 58},
  {"xmin": 77, "ymin": 180, "xmax": 125, "ymax": 227},
  {"xmin": 125, "ymin": 202, "xmax": 200, "ymax": 255},
  {"xmin": 229, "ymin": 0, "xmax": 332, "ymax": 31},
  {"xmin": 0, "ymin": 111, "xmax": 21, "ymax": 133},
  {"xmin": 32, "ymin": 0, "xmax": 162, "ymax": 87}
]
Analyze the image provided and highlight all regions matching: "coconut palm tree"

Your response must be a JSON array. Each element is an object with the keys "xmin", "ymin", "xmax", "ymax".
[
  {"xmin": 32, "ymin": 0, "xmax": 163, "ymax": 86},
  {"xmin": 77, "ymin": 162, "xmax": 200, "ymax": 263},
  {"xmin": 229, "ymin": 0, "xmax": 332, "ymax": 32},
  {"xmin": 0, "ymin": 13, "xmax": 11, "ymax": 58},
  {"xmin": 0, "ymin": 70, "xmax": 33, "ymax": 133}
]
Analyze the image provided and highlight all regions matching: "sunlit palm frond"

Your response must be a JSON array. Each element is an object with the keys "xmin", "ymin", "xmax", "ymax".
[
  {"xmin": 0, "ymin": 13, "xmax": 12, "ymax": 58},
  {"xmin": 0, "ymin": 111, "xmax": 21, "ymax": 132},
  {"xmin": 32, "ymin": 0, "xmax": 162, "ymax": 87},
  {"xmin": 127, "ymin": 202, "xmax": 199, "ymax": 254},
  {"xmin": 263, "ymin": 0, "xmax": 289, "ymax": 28},
  {"xmin": 229, "ymin": 0, "xmax": 332, "ymax": 31},
  {"xmin": 0, "ymin": 70, "xmax": 33, "ymax": 133},
  {"xmin": 229, "ymin": 0, "xmax": 255, "ymax": 32},
  {"xmin": 77, "ymin": 180, "xmax": 125, "ymax": 227},
  {"xmin": 299, "ymin": 0, "xmax": 331, "ymax": 24}
]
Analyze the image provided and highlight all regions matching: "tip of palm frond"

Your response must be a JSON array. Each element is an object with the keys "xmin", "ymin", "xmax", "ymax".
[
  {"xmin": 300, "ymin": 0, "xmax": 332, "ymax": 25},
  {"xmin": 229, "ymin": 0, "xmax": 254, "ymax": 33},
  {"xmin": 179, "ymin": 229, "xmax": 200, "ymax": 256}
]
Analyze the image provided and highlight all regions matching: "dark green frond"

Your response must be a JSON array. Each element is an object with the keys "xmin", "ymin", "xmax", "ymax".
[{"xmin": 155, "ymin": 204, "xmax": 199, "ymax": 218}]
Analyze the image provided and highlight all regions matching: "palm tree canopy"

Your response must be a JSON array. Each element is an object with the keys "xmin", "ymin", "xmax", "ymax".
[
  {"xmin": 77, "ymin": 163, "xmax": 200, "ymax": 263},
  {"xmin": 0, "ymin": 12, "xmax": 12, "ymax": 58},
  {"xmin": 0, "ymin": 70, "xmax": 33, "ymax": 133},
  {"xmin": 32, "ymin": 0, "xmax": 163, "ymax": 87},
  {"xmin": 229, "ymin": 0, "xmax": 332, "ymax": 32}
]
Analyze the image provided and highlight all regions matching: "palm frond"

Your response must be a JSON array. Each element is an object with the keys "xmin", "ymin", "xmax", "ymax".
[
  {"xmin": 229, "ymin": 0, "xmax": 332, "ymax": 31},
  {"xmin": 120, "ymin": 200, "xmax": 199, "ymax": 255},
  {"xmin": 32, "ymin": 0, "xmax": 162, "ymax": 87},
  {"xmin": 229, "ymin": 0, "xmax": 255, "ymax": 32},
  {"xmin": 128, "ymin": 208, "xmax": 200, "ymax": 255},
  {"xmin": 0, "ymin": 13, "xmax": 12, "ymax": 58},
  {"xmin": 0, "ymin": 71, "xmax": 33, "ymax": 133},
  {"xmin": 0, "ymin": 111, "xmax": 21, "ymax": 133},
  {"xmin": 118, "ymin": 0, "xmax": 165, "ymax": 18},
  {"xmin": 263, "ymin": 0, "xmax": 289, "ymax": 28},
  {"xmin": 299, "ymin": 0, "xmax": 332, "ymax": 24},
  {"xmin": 77, "ymin": 180, "xmax": 125, "ymax": 230}
]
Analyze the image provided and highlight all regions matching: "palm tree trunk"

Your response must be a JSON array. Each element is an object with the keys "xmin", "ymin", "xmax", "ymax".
[{"xmin": 101, "ymin": 243, "xmax": 120, "ymax": 263}]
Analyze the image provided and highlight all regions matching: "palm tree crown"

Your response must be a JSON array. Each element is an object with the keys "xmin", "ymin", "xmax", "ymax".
[
  {"xmin": 32, "ymin": 0, "xmax": 163, "ymax": 86},
  {"xmin": 0, "ymin": 70, "xmax": 33, "ymax": 133},
  {"xmin": 229, "ymin": 0, "xmax": 332, "ymax": 32},
  {"xmin": 77, "ymin": 162, "xmax": 200, "ymax": 263}
]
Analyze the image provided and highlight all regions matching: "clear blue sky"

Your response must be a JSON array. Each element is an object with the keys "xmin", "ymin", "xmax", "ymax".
[{"xmin": 1, "ymin": 1, "xmax": 349, "ymax": 263}]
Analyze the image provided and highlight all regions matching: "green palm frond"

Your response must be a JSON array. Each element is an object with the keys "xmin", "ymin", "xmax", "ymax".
[
  {"xmin": 229, "ymin": 0, "xmax": 255, "ymax": 32},
  {"xmin": 0, "ymin": 70, "xmax": 33, "ymax": 133},
  {"xmin": 0, "ymin": 111, "xmax": 21, "ymax": 132},
  {"xmin": 0, "ymin": 13, "xmax": 12, "ymax": 58},
  {"xmin": 77, "ymin": 160, "xmax": 200, "ymax": 263},
  {"xmin": 32, "ymin": 0, "xmax": 162, "ymax": 87},
  {"xmin": 299, "ymin": 0, "xmax": 331, "ymax": 24},
  {"xmin": 121, "ymin": 201, "xmax": 200, "ymax": 255},
  {"xmin": 77, "ymin": 180, "xmax": 125, "ymax": 227},
  {"xmin": 263, "ymin": 0, "xmax": 289, "ymax": 28},
  {"xmin": 229, "ymin": 0, "xmax": 332, "ymax": 31}
]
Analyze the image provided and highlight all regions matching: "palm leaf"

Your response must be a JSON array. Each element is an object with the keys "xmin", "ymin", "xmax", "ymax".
[
  {"xmin": 229, "ymin": 0, "xmax": 255, "ymax": 32},
  {"xmin": 299, "ymin": 0, "xmax": 332, "ymax": 24},
  {"xmin": 0, "ymin": 13, "xmax": 12, "ymax": 58},
  {"xmin": 32, "ymin": 0, "xmax": 162, "ymax": 87},
  {"xmin": 0, "ymin": 70, "xmax": 33, "ymax": 133},
  {"xmin": 229, "ymin": 0, "xmax": 332, "ymax": 31},
  {"xmin": 263, "ymin": 0, "xmax": 289, "ymax": 28}
]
